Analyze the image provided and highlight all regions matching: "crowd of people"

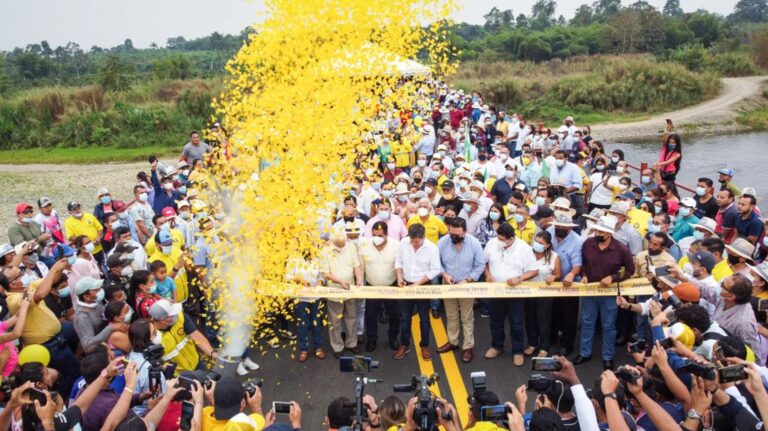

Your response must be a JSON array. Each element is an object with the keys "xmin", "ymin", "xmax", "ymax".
[{"xmin": 1, "ymin": 82, "xmax": 768, "ymax": 431}]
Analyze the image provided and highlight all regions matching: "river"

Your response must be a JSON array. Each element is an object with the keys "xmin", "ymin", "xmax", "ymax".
[{"xmin": 615, "ymin": 131, "xmax": 768, "ymax": 205}]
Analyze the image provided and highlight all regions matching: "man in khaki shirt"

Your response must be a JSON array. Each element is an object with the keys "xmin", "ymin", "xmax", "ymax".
[
  {"xmin": 359, "ymin": 221, "xmax": 401, "ymax": 353},
  {"xmin": 319, "ymin": 228, "xmax": 363, "ymax": 356},
  {"xmin": 634, "ymin": 232, "xmax": 677, "ymax": 277}
]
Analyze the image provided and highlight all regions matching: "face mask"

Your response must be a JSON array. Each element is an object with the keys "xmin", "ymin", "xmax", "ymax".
[
  {"xmin": 641, "ymin": 176, "xmax": 651, "ymax": 184},
  {"xmin": 472, "ymin": 191, "xmax": 482, "ymax": 200},
  {"xmin": 596, "ymin": 165, "xmax": 605, "ymax": 171},
  {"xmin": 110, "ymin": 221, "xmax": 122, "ymax": 231},
  {"xmin": 555, "ymin": 159, "xmax": 565, "ymax": 168},
  {"xmin": 463, "ymin": 203, "xmax": 473, "ymax": 213},
  {"xmin": 162, "ymin": 245, "xmax": 173, "ymax": 255},
  {"xmin": 499, "ymin": 154, "xmax": 508, "ymax": 161},
  {"xmin": 397, "ymin": 195, "xmax": 408, "ymax": 203},
  {"xmin": 20, "ymin": 274, "xmax": 35, "ymax": 288},
  {"xmin": 449, "ymin": 234, "xmax": 464, "ymax": 244},
  {"xmin": 425, "ymin": 187, "xmax": 434, "ymax": 195},
  {"xmin": 28, "ymin": 253, "xmax": 39, "ymax": 264},
  {"xmin": 763, "ymin": 236, "xmax": 768, "ymax": 248},
  {"xmin": 163, "ymin": 183, "xmax": 173, "ymax": 191},
  {"xmin": 118, "ymin": 212, "xmax": 128, "ymax": 221},
  {"xmin": 535, "ymin": 197, "xmax": 546, "ymax": 207},
  {"xmin": 72, "ymin": 212, "xmax": 83, "ymax": 219},
  {"xmin": 648, "ymin": 248, "xmax": 662, "ymax": 256},
  {"xmin": 180, "ymin": 211, "xmax": 190, "ymax": 220},
  {"xmin": 100, "ymin": 196, "xmax": 111, "ymax": 205},
  {"xmin": 654, "ymin": 205, "xmax": 663, "ymax": 213},
  {"xmin": 458, "ymin": 180, "xmax": 469, "ymax": 188},
  {"xmin": 160, "ymin": 223, "xmax": 170, "ymax": 232},
  {"xmin": 438, "ymin": 151, "xmax": 446, "ymax": 158},
  {"xmin": 139, "ymin": 193, "xmax": 148, "ymax": 202},
  {"xmin": 456, "ymin": 161, "xmax": 464, "ymax": 168},
  {"xmin": 512, "ymin": 213, "xmax": 525, "ymax": 224},
  {"xmin": 21, "ymin": 216, "xmax": 34, "ymax": 223},
  {"xmin": 58, "ymin": 286, "xmax": 70, "ymax": 298},
  {"xmin": 84, "ymin": 243, "xmax": 95, "ymax": 253},
  {"xmin": 693, "ymin": 230, "xmax": 705, "ymax": 241},
  {"xmin": 727, "ymin": 254, "xmax": 742, "ymax": 265},
  {"xmin": 382, "ymin": 190, "xmax": 393, "ymax": 198},
  {"xmin": 648, "ymin": 223, "xmax": 660, "ymax": 234},
  {"xmin": 378, "ymin": 210, "xmax": 390, "ymax": 220},
  {"xmin": 532, "ymin": 242, "xmax": 546, "ymax": 253},
  {"xmin": 554, "ymin": 228, "xmax": 569, "ymax": 239},
  {"xmin": 178, "ymin": 186, "xmax": 187, "ymax": 195},
  {"xmin": 417, "ymin": 207, "xmax": 429, "ymax": 218},
  {"xmin": 504, "ymin": 170, "xmax": 515, "ymax": 179},
  {"xmin": 123, "ymin": 309, "xmax": 133, "ymax": 323},
  {"xmin": 121, "ymin": 266, "xmax": 133, "ymax": 277},
  {"xmin": 182, "ymin": 169, "xmax": 190, "ymax": 177},
  {"xmin": 417, "ymin": 160, "xmax": 427, "ymax": 167},
  {"xmin": 667, "ymin": 144, "xmax": 676, "ymax": 151},
  {"xmin": 681, "ymin": 207, "xmax": 692, "ymax": 217},
  {"xmin": 148, "ymin": 283, "xmax": 157, "ymax": 294},
  {"xmin": 372, "ymin": 236, "xmax": 385, "ymax": 246},
  {"xmin": 478, "ymin": 155, "xmax": 487, "ymax": 162},
  {"xmin": 616, "ymin": 166, "xmax": 624, "ymax": 174},
  {"xmin": 385, "ymin": 162, "xmax": 396, "ymax": 171},
  {"xmin": 196, "ymin": 211, "xmax": 208, "ymax": 219},
  {"xmin": 95, "ymin": 289, "xmax": 105, "ymax": 302},
  {"xmin": 597, "ymin": 234, "xmax": 610, "ymax": 243},
  {"xmin": 67, "ymin": 254, "xmax": 77, "ymax": 265},
  {"xmin": 611, "ymin": 156, "xmax": 620, "ymax": 163},
  {"xmin": 696, "ymin": 187, "xmax": 706, "ymax": 196},
  {"xmin": 489, "ymin": 211, "xmax": 501, "ymax": 221},
  {"xmin": 152, "ymin": 331, "xmax": 163, "ymax": 345}
]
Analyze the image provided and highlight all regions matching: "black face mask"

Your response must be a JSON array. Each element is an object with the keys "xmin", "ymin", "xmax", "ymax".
[
  {"xmin": 343, "ymin": 217, "xmax": 354, "ymax": 223},
  {"xmin": 554, "ymin": 228, "xmax": 569, "ymax": 239},
  {"xmin": 450, "ymin": 234, "xmax": 464, "ymax": 244},
  {"xmin": 719, "ymin": 179, "xmax": 727, "ymax": 184},
  {"xmin": 414, "ymin": 177, "xmax": 422, "ymax": 183},
  {"xmin": 728, "ymin": 254, "xmax": 742, "ymax": 265},
  {"xmin": 648, "ymin": 248, "xmax": 662, "ymax": 256},
  {"xmin": 444, "ymin": 217, "xmax": 454, "ymax": 226},
  {"xmin": 478, "ymin": 155, "xmax": 487, "ymax": 161},
  {"xmin": 597, "ymin": 234, "xmax": 610, "ymax": 243}
]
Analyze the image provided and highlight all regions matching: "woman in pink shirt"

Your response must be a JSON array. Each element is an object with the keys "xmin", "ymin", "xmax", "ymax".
[
  {"xmin": 0, "ymin": 295, "xmax": 30, "ymax": 377},
  {"xmin": 67, "ymin": 235, "xmax": 102, "ymax": 294}
]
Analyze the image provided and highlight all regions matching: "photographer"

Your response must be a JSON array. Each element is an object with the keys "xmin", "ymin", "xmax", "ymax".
[
  {"xmin": 148, "ymin": 299, "xmax": 217, "ymax": 374},
  {"xmin": 514, "ymin": 378, "xmax": 577, "ymax": 430},
  {"xmin": 403, "ymin": 396, "xmax": 459, "ymax": 431},
  {"xmin": 201, "ymin": 378, "xmax": 265, "ymax": 430},
  {"xmin": 126, "ymin": 318, "xmax": 167, "ymax": 414},
  {"xmin": 464, "ymin": 390, "xmax": 506, "ymax": 431}
]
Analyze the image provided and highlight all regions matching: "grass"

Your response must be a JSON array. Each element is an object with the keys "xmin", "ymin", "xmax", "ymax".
[
  {"xmin": 735, "ymin": 84, "xmax": 768, "ymax": 130},
  {"xmin": 0, "ymin": 145, "xmax": 178, "ymax": 164}
]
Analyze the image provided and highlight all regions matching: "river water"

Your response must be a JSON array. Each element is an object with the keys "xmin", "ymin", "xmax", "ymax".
[{"xmin": 613, "ymin": 131, "xmax": 768, "ymax": 204}]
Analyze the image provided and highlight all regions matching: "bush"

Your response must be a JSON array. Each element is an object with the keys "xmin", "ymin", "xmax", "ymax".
[{"xmin": 705, "ymin": 52, "xmax": 760, "ymax": 77}]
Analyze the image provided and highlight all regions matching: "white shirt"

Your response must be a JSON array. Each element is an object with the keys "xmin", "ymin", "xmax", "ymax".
[
  {"xmin": 458, "ymin": 208, "xmax": 488, "ymax": 237},
  {"xmin": 588, "ymin": 173, "xmax": 617, "ymax": 206},
  {"xmin": 395, "ymin": 237, "xmax": 441, "ymax": 283},
  {"xmin": 469, "ymin": 161, "xmax": 497, "ymax": 180},
  {"xmin": 357, "ymin": 186, "xmax": 380, "ymax": 217},
  {"xmin": 484, "ymin": 237, "xmax": 538, "ymax": 282}
]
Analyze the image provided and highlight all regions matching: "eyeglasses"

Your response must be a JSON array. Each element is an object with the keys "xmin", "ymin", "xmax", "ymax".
[{"xmin": 719, "ymin": 282, "xmax": 732, "ymax": 294}]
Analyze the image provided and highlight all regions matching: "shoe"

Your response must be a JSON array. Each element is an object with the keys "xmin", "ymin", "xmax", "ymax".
[
  {"xmin": 480, "ymin": 311, "xmax": 490, "ymax": 318},
  {"xmin": 378, "ymin": 310, "xmax": 389, "ymax": 324},
  {"xmin": 278, "ymin": 329, "xmax": 296, "ymax": 340},
  {"xmin": 315, "ymin": 348, "xmax": 326, "ymax": 360},
  {"xmin": 484, "ymin": 347, "xmax": 502, "ymax": 359},
  {"xmin": 523, "ymin": 346, "xmax": 537, "ymax": 356},
  {"xmin": 389, "ymin": 336, "xmax": 401, "ymax": 351},
  {"xmin": 437, "ymin": 342, "xmax": 459, "ymax": 353},
  {"xmin": 237, "ymin": 362, "xmax": 250, "ymax": 376},
  {"xmin": 365, "ymin": 340, "xmax": 377, "ymax": 352},
  {"xmin": 357, "ymin": 334, "xmax": 366, "ymax": 345},
  {"xmin": 615, "ymin": 335, "xmax": 627, "ymax": 346},
  {"xmin": 537, "ymin": 350, "xmax": 549, "ymax": 358},
  {"xmin": 431, "ymin": 309, "xmax": 440, "ymax": 319},
  {"xmin": 349, "ymin": 345, "xmax": 361, "ymax": 354},
  {"xmin": 242, "ymin": 357, "xmax": 260, "ymax": 371},
  {"xmin": 333, "ymin": 350, "xmax": 343, "ymax": 358},
  {"xmin": 462, "ymin": 349, "xmax": 474, "ymax": 363},
  {"xmin": 572, "ymin": 355, "xmax": 592, "ymax": 365},
  {"xmin": 557, "ymin": 347, "xmax": 573, "ymax": 357},
  {"xmin": 393, "ymin": 345, "xmax": 410, "ymax": 360},
  {"xmin": 298, "ymin": 351, "xmax": 309, "ymax": 362},
  {"xmin": 420, "ymin": 347, "xmax": 432, "ymax": 360},
  {"xmin": 513, "ymin": 354, "xmax": 524, "ymax": 367},
  {"xmin": 603, "ymin": 360, "xmax": 615, "ymax": 370}
]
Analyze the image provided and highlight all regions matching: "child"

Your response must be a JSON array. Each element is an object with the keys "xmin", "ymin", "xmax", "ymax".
[{"xmin": 150, "ymin": 260, "xmax": 177, "ymax": 301}]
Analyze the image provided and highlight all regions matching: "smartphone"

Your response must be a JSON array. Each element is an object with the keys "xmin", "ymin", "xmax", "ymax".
[
  {"xmin": 654, "ymin": 266, "xmax": 670, "ymax": 277},
  {"xmin": 180, "ymin": 401, "xmax": 194, "ymax": 431},
  {"xmin": 628, "ymin": 340, "xmax": 648, "ymax": 353},
  {"xmin": 339, "ymin": 356, "xmax": 376, "ymax": 373},
  {"xmin": 480, "ymin": 404, "xmax": 510, "ymax": 421},
  {"xmin": 25, "ymin": 388, "xmax": 47, "ymax": 406},
  {"xmin": 759, "ymin": 299, "xmax": 768, "ymax": 312},
  {"xmin": 273, "ymin": 401, "xmax": 292, "ymax": 415},
  {"xmin": 718, "ymin": 365, "xmax": 747, "ymax": 383},
  {"xmin": 658, "ymin": 337, "xmax": 674, "ymax": 349},
  {"xmin": 531, "ymin": 357, "xmax": 562, "ymax": 372},
  {"xmin": 678, "ymin": 362, "xmax": 717, "ymax": 380}
]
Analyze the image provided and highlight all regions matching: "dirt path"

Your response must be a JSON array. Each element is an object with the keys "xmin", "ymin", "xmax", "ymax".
[{"xmin": 593, "ymin": 75, "xmax": 768, "ymax": 140}]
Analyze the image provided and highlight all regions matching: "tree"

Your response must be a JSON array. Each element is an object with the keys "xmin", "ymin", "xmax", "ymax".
[
  {"xmin": 97, "ymin": 53, "xmax": 132, "ymax": 91},
  {"xmin": 592, "ymin": 0, "xmax": 621, "ymax": 21},
  {"xmin": 484, "ymin": 7, "xmax": 502, "ymax": 31},
  {"xmin": 572, "ymin": 4, "xmax": 595, "ymax": 25},
  {"xmin": 166, "ymin": 36, "xmax": 187, "ymax": 49},
  {"xmin": 153, "ymin": 54, "xmax": 192, "ymax": 80},
  {"xmin": 557, "ymin": 14, "xmax": 567, "ymax": 25},
  {"xmin": 500, "ymin": 9, "xmax": 515, "ymax": 27},
  {"xmin": 662, "ymin": 0, "xmax": 683, "ymax": 17},
  {"xmin": 728, "ymin": 0, "xmax": 768, "ymax": 24},
  {"xmin": 516, "ymin": 13, "xmax": 529, "ymax": 28},
  {"xmin": 122, "ymin": 39, "xmax": 134, "ymax": 51},
  {"xmin": 530, "ymin": 0, "xmax": 557, "ymax": 30},
  {"xmin": 686, "ymin": 10, "xmax": 722, "ymax": 47},
  {"xmin": 603, "ymin": 5, "xmax": 665, "ymax": 52}
]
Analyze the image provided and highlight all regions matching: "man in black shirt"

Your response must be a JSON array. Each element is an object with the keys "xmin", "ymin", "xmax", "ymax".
[
  {"xmin": 437, "ymin": 180, "xmax": 462, "ymax": 215},
  {"xmin": 694, "ymin": 177, "xmax": 718, "ymax": 219},
  {"xmin": 103, "ymin": 253, "xmax": 133, "ymax": 294}
]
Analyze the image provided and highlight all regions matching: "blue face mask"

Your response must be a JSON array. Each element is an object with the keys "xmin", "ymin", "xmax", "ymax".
[
  {"xmin": 648, "ymin": 223, "xmax": 660, "ymax": 234},
  {"xmin": 514, "ymin": 214, "xmax": 525, "ymax": 223},
  {"xmin": 100, "ymin": 196, "xmax": 111, "ymax": 205},
  {"xmin": 178, "ymin": 186, "xmax": 187, "ymax": 195},
  {"xmin": 693, "ymin": 230, "xmax": 705, "ymax": 241},
  {"xmin": 57, "ymin": 287, "xmax": 70, "ymax": 298},
  {"xmin": 532, "ymin": 242, "xmax": 546, "ymax": 253},
  {"xmin": 67, "ymin": 255, "xmax": 77, "ymax": 265},
  {"xmin": 667, "ymin": 143, "xmax": 676, "ymax": 151},
  {"xmin": 489, "ymin": 211, "xmax": 501, "ymax": 221},
  {"xmin": 95, "ymin": 289, "xmax": 105, "ymax": 302}
]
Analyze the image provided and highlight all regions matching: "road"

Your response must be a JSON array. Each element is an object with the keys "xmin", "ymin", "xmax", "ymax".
[
  {"xmin": 593, "ymin": 75, "xmax": 767, "ymax": 139},
  {"xmin": 239, "ymin": 310, "xmax": 623, "ymax": 429}
]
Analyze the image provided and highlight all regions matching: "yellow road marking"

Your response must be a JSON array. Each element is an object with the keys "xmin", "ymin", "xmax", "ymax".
[
  {"xmin": 430, "ymin": 315, "xmax": 470, "ymax": 427},
  {"xmin": 411, "ymin": 315, "xmax": 442, "ymax": 397}
]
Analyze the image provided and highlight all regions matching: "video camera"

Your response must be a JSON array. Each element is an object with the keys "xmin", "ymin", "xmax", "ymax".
[
  {"xmin": 394, "ymin": 374, "xmax": 451, "ymax": 431},
  {"xmin": 340, "ymin": 357, "xmax": 382, "ymax": 431},
  {"xmin": 143, "ymin": 344, "xmax": 167, "ymax": 397}
]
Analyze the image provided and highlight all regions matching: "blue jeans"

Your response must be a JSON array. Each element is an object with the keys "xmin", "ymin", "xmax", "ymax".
[
  {"xmin": 579, "ymin": 297, "xmax": 618, "ymax": 360},
  {"xmin": 399, "ymin": 300, "xmax": 430, "ymax": 347},
  {"xmin": 295, "ymin": 301, "xmax": 324, "ymax": 352},
  {"xmin": 489, "ymin": 299, "xmax": 525, "ymax": 353}
]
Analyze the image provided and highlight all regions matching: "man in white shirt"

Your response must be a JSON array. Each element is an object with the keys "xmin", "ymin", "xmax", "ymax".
[
  {"xmin": 483, "ymin": 222, "xmax": 539, "ymax": 366},
  {"xmin": 360, "ymin": 221, "xmax": 401, "ymax": 353},
  {"xmin": 394, "ymin": 224, "xmax": 441, "ymax": 361},
  {"xmin": 458, "ymin": 197, "xmax": 487, "ymax": 237}
]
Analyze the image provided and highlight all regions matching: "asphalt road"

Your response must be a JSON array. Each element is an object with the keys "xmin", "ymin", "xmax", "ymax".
[{"xmin": 239, "ymin": 306, "xmax": 625, "ymax": 429}]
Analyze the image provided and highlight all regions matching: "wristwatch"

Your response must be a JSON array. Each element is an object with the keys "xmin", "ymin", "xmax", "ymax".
[
  {"xmin": 686, "ymin": 409, "xmax": 703, "ymax": 421},
  {"xmin": 604, "ymin": 392, "xmax": 617, "ymax": 400}
]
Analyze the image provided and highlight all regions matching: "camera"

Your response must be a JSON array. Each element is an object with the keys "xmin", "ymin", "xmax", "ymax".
[
  {"xmin": 340, "ymin": 356, "xmax": 379, "ymax": 373},
  {"xmin": 203, "ymin": 371, "xmax": 222, "ymax": 390},
  {"xmin": 394, "ymin": 374, "xmax": 450, "ymax": 431},
  {"xmin": 615, "ymin": 367, "xmax": 640, "ymax": 384},
  {"xmin": 470, "ymin": 371, "xmax": 486, "ymax": 397},
  {"xmin": 667, "ymin": 294, "xmax": 682, "ymax": 310},
  {"xmin": 243, "ymin": 379, "xmax": 262, "ymax": 398},
  {"xmin": 341, "ymin": 357, "xmax": 381, "ymax": 431},
  {"xmin": 678, "ymin": 362, "xmax": 717, "ymax": 380},
  {"xmin": 658, "ymin": 337, "xmax": 675, "ymax": 349},
  {"xmin": 628, "ymin": 340, "xmax": 648, "ymax": 353},
  {"xmin": 527, "ymin": 374, "xmax": 555, "ymax": 393},
  {"xmin": 143, "ymin": 344, "xmax": 166, "ymax": 397}
]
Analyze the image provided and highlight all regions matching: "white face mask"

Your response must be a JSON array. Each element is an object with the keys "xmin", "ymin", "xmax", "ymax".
[
  {"xmin": 417, "ymin": 207, "xmax": 429, "ymax": 217},
  {"xmin": 151, "ymin": 331, "xmax": 163, "ymax": 345},
  {"xmin": 387, "ymin": 163, "xmax": 396, "ymax": 171},
  {"xmin": 163, "ymin": 183, "xmax": 173, "ymax": 191},
  {"xmin": 372, "ymin": 236, "xmax": 385, "ymax": 246},
  {"xmin": 138, "ymin": 192, "xmax": 148, "ymax": 202},
  {"xmin": 84, "ymin": 243, "xmax": 95, "ymax": 253},
  {"xmin": 425, "ymin": 187, "xmax": 434, "ymax": 195},
  {"xmin": 417, "ymin": 160, "xmax": 427, "ymax": 167},
  {"xmin": 121, "ymin": 266, "xmax": 133, "ymax": 277}
]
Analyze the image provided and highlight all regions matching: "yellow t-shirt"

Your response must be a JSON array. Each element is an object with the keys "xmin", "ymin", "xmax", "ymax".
[
  {"xmin": 144, "ymin": 228, "xmax": 185, "ymax": 256},
  {"xmin": 390, "ymin": 140, "xmax": 413, "ymax": 168},
  {"xmin": 160, "ymin": 312, "xmax": 198, "ymax": 374},
  {"xmin": 627, "ymin": 208, "xmax": 651, "ymax": 238},
  {"xmin": 64, "ymin": 213, "xmax": 103, "ymax": 254},
  {"xmin": 712, "ymin": 260, "xmax": 733, "ymax": 282},
  {"xmin": 202, "ymin": 407, "xmax": 265, "ymax": 431},
  {"xmin": 407, "ymin": 215, "xmax": 447, "ymax": 244},
  {"xmin": 515, "ymin": 221, "xmax": 536, "ymax": 244},
  {"xmin": 7, "ymin": 280, "xmax": 61, "ymax": 345},
  {"xmin": 148, "ymin": 249, "xmax": 189, "ymax": 301}
]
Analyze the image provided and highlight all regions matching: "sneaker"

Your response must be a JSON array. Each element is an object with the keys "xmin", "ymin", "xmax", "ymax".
[
  {"xmin": 242, "ymin": 357, "xmax": 260, "ymax": 371},
  {"xmin": 237, "ymin": 362, "xmax": 250, "ymax": 376}
]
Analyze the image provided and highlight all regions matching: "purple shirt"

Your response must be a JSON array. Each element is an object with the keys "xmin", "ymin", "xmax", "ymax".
[
  {"xmin": 78, "ymin": 388, "xmax": 136, "ymax": 431},
  {"xmin": 581, "ymin": 237, "xmax": 635, "ymax": 283}
]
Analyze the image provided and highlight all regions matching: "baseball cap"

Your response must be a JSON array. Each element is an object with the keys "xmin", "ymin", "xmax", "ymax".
[
  {"xmin": 38, "ymin": 197, "xmax": 53, "ymax": 208},
  {"xmin": 97, "ymin": 187, "xmax": 110, "ymax": 197},
  {"xmin": 213, "ymin": 378, "xmax": 246, "ymax": 420},
  {"xmin": 673, "ymin": 282, "xmax": 701, "ymax": 303},
  {"xmin": 52, "ymin": 244, "xmax": 76, "ymax": 259},
  {"xmin": 106, "ymin": 253, "xmax": 134, "ymax": 269},
  {"xmin": 441, "ymin": 180, "xmax": 455, "ymax": 189},
  {"xmin": 718, "ymin": 168, "xmax": 735, "ymax": 177},
  {"xmin": 15, "ymin": 203, "xmax": 33, "ymax": 214},
  {"xmin": 531, "ymin": 206, "xmax": 555, "ymax": 220},
  {"xmin": 67, "ymin": 201, "xmax": 81, "ymax": 211},
  {"xmin": 680, "ymin": 197, "xmax": 697, "ymax": 208},
  {"xmin": 75, "ymin": 277, "xmax": 104, "ymax": 296},
  {"xmin": 688, "ymin": 250, "xmax": 716, "ymax": 273},
  {"xmin": 162, "ymin": 207, "xmax": 177, "ymax": 218},
  {"xmin": 178, "ymin": 200, "xmax": 191, "ymax": 209},
  {"xmin": 0, "ymin": 243, "xmax": 14, "ymax": 259},
  {"xmin": 158, "ymin": 230, "xmax": 173, "ymax": 246},
  {"xmin": 617, "ymin": 191, "xmax": 636, "ymax": 201},
  {"xmin": 114, "ymin": 242, "xmax": 138, "ymax": 254},
  {"xmin": 148, "ymin": 299, "xmax": 182, "ymax": 320}
]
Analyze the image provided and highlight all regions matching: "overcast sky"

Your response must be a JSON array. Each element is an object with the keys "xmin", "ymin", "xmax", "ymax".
[{"xmin": 0, "ymin": 0, "xmax": 739, "ymax": 51}]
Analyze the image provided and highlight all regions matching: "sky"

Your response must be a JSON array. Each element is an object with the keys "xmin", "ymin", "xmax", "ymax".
[{"xmin": 0, "ymin": 0, "xmax": 740, "ymax": 51}]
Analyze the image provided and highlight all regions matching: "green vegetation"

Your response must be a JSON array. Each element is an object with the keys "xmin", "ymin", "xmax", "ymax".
[
  {"xmin": 0, "ymin": 145, "xmax": 178, "ymax": 164},
  {"xmin": 736, "ymin": 84, "xmax": 768, "ymax": 130}
]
